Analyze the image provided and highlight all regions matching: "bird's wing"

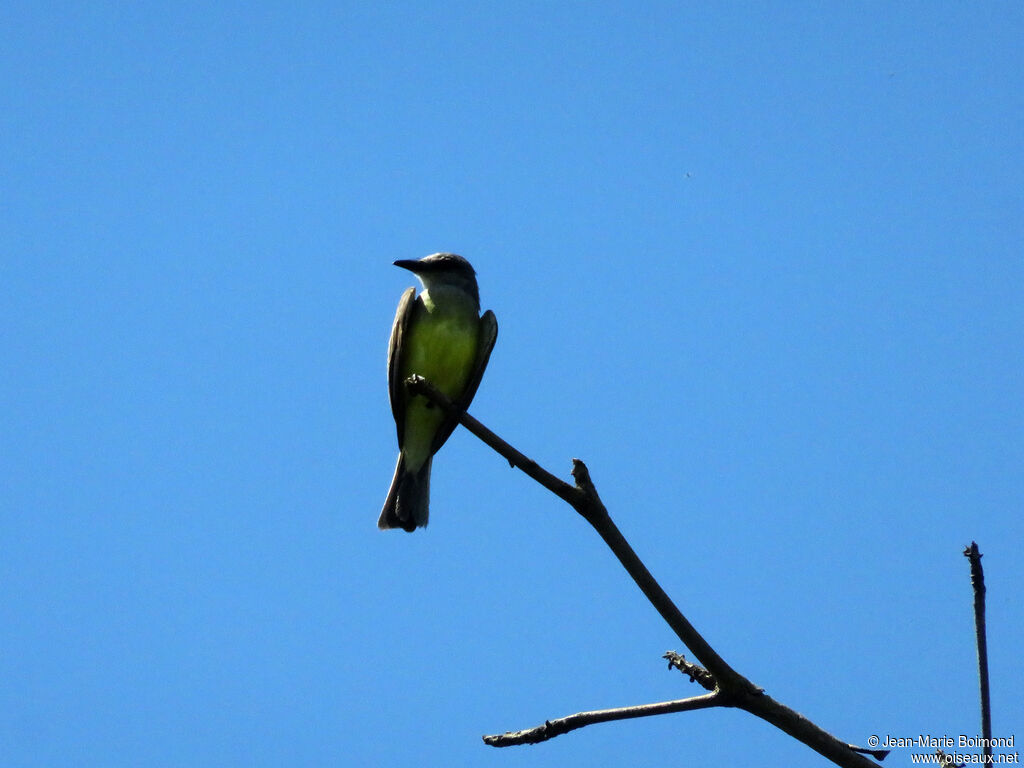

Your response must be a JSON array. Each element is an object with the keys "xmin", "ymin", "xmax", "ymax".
[
  {"xmin": 430, "ymin": 309, "xmax": 498, "ymax": 455},
  {"xmin": 387, "ymin": 287, "xmax": 417, "ymax": 447}
]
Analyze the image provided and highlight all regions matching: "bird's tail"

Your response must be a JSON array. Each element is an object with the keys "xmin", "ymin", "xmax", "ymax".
[{"xmin": 377, "ymin": 453, "xmax": 431, "ymax": 532}]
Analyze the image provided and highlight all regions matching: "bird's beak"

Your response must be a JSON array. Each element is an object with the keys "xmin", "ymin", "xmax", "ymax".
[{"xmin": 393, "ymin": 259, "xmax": 419, "ymax": 272}]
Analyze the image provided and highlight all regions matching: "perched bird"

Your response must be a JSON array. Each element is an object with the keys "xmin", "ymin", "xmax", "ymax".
[{"xmin": 379, "ymin": 253, "xmax": 498, "ymax": 531}]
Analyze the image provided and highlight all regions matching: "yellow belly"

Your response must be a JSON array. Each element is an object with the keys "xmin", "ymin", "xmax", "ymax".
[{"xmin": 400, "ymin": 304, "xmax": 479, "ymax": 470}]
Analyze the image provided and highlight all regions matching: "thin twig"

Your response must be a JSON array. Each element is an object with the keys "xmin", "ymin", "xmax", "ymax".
[
  {"xmin": 963, "ymin": 542, "xmax": 991, "ymax": 761},
  {"xmin": 663, "ymin": 651, "xmax": 716, "ymax": 691},
  {"xmin": 482, "ymin": 692, "xmax": 722, "ymax": 746},
  {"xmin": 407, "ymin": 375, "xmax": 885, "ymax": 768},
  {"xmin": 405, "ymin": 375, "xmax": 580, "ymax": 507}
]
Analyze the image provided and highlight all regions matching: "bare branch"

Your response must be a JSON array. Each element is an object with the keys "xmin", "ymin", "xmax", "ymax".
[
  {"xmin": 407, "ymin": 375, "xmax": 886, "ymax": 767},
  {"xmin": 746, "ymin": 692, "xmax": 889, "ymax": 765},
  {"xmin": 963, "ymin": 542, "xmax": 991, "ymax": 761},
  {"xmin": 483, "ymin": 692, "xmax": 721, "ymax": 747}
]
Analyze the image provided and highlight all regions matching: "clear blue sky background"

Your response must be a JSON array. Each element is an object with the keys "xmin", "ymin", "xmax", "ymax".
[{"xmin": 2, "ymin": 2, "xmax": 1021, "ymax": 766}]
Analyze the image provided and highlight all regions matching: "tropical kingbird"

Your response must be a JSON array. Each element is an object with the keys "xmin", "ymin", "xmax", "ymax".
[{"xmin": 378, "ymin": 253, "xmax": 498, "ymax": 531}]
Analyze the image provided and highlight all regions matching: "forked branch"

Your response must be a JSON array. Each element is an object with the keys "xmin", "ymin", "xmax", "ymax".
[{"xmin": 406, "ymin": 375, "xmax": 886, "ymax": 768}]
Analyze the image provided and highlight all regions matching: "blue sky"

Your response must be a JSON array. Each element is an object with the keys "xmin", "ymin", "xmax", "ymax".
[{"xmin": 2, "ymin": 2, "xmax": 1022, "ymax": 766}]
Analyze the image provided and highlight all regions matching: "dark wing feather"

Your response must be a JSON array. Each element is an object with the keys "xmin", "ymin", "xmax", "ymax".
[
  {"xmin": 387, "ymin": 287, "xmax": 417, "ymax": 447},
  {"xmin": 430, "ymin": 309, "xmax": 498, "ymax": 455}
]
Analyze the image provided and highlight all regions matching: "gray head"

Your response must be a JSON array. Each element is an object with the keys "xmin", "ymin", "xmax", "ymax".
[{"xmin": 394, "ymin": 253, "xmax": 480, "ymax": 306}]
